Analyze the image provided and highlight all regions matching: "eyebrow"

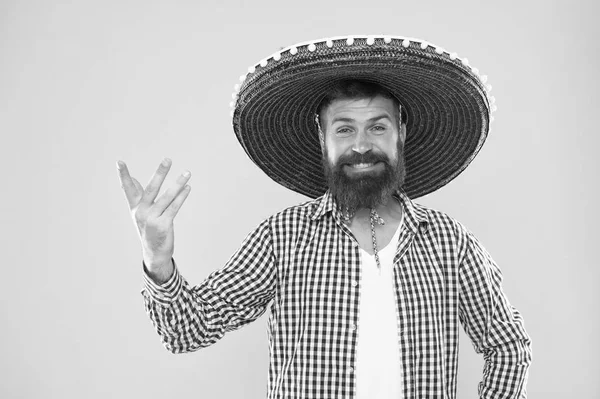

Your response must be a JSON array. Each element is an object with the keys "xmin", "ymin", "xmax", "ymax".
[{"xmin": 331, "ymin": 114, "xmax": 392, "ymax": 124}]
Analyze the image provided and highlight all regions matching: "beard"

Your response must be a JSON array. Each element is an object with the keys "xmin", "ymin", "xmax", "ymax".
[{"xmin": 322, "ymin": 143, "xmax": 406, "ymax": 213}]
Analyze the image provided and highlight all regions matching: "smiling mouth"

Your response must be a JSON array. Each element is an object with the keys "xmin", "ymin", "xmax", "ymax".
[
  {"xmin": 350, "ymin": 163, "xmax": 376, "ymax": 169},
  {"xmin": 344, "ymin": 162, "xmax": 383, "ymax": 171}
]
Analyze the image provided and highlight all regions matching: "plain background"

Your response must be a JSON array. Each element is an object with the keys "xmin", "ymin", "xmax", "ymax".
[{"xmin": 1, "ymin": 0, "xmax": 598, "ymax": 397}]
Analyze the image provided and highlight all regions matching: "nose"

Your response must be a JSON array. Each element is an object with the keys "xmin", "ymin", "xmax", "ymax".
[{"xmin": 352, "ymin": 129, "xmax": 372, "ymax": 154}]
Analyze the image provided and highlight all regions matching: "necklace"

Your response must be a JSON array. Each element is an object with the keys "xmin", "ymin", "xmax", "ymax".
[
  {"xmin": 369, "ymin": 208, "xmax": 385, "ymax": 271},
  {"xmin": 344, "ymin": 207, "xmax": 386, "ymax": 271}
]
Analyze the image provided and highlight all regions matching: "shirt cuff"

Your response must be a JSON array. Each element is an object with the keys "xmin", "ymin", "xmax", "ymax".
[{"xmin": 141, "ymin": 257, "xmax": 183, "ymax": 306}]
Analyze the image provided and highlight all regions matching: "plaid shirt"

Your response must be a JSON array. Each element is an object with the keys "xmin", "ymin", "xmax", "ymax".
[{"xmin": 141, "ymin": 190, "xmax": 532, "ymax": 398}]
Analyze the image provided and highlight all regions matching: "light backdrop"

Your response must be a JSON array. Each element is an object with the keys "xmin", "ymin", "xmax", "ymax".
[{"xmin": 1, "ymin": 0, "xmax": 598, "ymax": 397}]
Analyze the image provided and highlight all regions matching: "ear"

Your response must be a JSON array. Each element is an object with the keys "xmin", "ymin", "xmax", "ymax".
[
  {"xmin": 315, "ymin": 113, "xmax": 326, "ymax": 155},
  {"xmin": 399, "ymin": 123, "xmax": 407, "ymax": 145}
]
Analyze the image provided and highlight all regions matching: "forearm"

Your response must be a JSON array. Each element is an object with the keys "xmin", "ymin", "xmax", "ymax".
[
  {"xmin": 479, "ymin": 338, "xmax": 532, "ymax": 398},
  {"xmin": 141, "ymin": 259, "xmax": 219, "ymax": 354},
  {"xmin": 142, "ymin": 266, "xmax": 271, "ymax": 353},
  {"xmin": 140, "ymin": 218, "xmax": 277, "ymax": 353}
]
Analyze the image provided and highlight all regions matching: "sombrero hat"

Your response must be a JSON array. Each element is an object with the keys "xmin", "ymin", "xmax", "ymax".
[{"xmin": 230, "ymin": 35, "xmax": 496, "ymax": 199}]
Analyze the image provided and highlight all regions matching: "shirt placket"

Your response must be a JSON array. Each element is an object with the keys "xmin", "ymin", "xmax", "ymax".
[{"xmin": 393, "ymin": 224, "xmax": 420, "ymax": 399}]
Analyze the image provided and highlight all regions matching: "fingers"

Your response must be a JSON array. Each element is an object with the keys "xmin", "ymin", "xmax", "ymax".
[
  {"xmin": 131, "ymin": 176, "xmax": 143, "ymax": 193},
  {"xmin": 150, "ymin": 170, "xmax": 192, "ymax": 218},
  {"xmin": 139, "ymin": 158, "xmax": 173, "ymax": 208},
  {"xmin": 117, "ymin": 161, "xmax": 142, "ymax": 209},
  {"xmin": 117, "ymin": 158, "xmax": 192, "ymax": 219},
  {"xmin": 162, "ymin": 184, "xmax": 192, "ymax": 219}
]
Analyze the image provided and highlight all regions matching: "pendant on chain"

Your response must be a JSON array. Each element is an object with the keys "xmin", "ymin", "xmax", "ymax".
[
  {"xmin": 370, "ymin": 208, "xmax": 385, "ymax": 272},
  {"xmin": 344, "ymin": 207, "xmax": 386, "ymax": 272}
]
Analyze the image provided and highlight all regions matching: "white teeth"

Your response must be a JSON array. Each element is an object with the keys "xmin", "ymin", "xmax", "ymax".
[{"xmin": 351, "ymin": 163, "xmax": 374, "ymax": 169}]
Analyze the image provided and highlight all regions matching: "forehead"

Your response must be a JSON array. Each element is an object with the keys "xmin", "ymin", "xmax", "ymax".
[{"xmin": 323, "ymin": 95, "xmax": 397, "ymax": 122}]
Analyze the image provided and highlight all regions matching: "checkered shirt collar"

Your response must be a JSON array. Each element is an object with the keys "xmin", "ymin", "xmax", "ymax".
[{"xmin": 309, "ymin": 188, "xmax": 429, "ymax": 233}]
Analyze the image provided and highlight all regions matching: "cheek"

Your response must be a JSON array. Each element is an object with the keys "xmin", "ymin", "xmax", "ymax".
[
  {"xmin": 377, "ymin": 135, "xmax": 397, "ymax": 158},
  {"xmin": 325, "ymin": 139, "xmax": 343, "ymax": 164},
  {"xmin": 327, "ymin": 148, "xmax": 339, "ymax": 164}
]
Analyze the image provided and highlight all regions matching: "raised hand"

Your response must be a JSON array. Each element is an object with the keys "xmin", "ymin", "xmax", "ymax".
[{"xmin": 117, "ymin": 158, "xmax": 191, "ymax": 282}]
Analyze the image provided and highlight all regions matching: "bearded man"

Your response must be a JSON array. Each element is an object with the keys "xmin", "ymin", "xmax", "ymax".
[{"xmin": 117, "ymin": 36, "xmax": 532, "ymax": 399}]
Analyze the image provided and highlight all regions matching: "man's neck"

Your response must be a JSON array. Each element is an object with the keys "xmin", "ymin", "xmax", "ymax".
[
  {"xmin": 343, "ymin": 194, "xmax": 404, "ymax": 253},
  {"xmin": 348, "ymin": 194, "xmax": 402, "ymax": 225}
]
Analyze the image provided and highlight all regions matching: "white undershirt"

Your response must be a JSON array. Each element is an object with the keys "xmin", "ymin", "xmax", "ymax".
[{"xmin": 355, "ymin": 216, "xmax": 404, "ymax": 399}]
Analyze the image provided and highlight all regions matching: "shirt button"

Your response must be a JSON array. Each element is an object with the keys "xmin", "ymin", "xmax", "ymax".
[
  {"xmin": 350, "ymin": 324, "xmax": 357, "ymax": 331},
  {"xmin": 348, "ymin": 366, "xmax": 354, "ymax": 373},
  {"xmin": 351, "ymin": 280, "xmax": 358, "ymax": 287}
]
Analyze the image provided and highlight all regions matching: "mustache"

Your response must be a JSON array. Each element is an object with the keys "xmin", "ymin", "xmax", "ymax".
[{"xmin": 334, "ymin": 151, "xmax": 390, "ymax": 167}]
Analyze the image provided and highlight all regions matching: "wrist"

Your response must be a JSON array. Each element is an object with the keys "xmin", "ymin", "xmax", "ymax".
[
  {"xmin": 141, "ymin": 258, "xmax": 182, "ymax": 305},
  {"xmin": 143, "ymin": 255, "xmax": 174, "ymax": 285}
]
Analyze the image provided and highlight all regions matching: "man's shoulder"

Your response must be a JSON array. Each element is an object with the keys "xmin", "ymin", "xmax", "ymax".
[
  {"xmin": 266, "ymin": 195, "xmax": 324, "ymax": 224},
  {"xmin": 411, "ymin": 200, "xmax": 470, "ymax": 238}
]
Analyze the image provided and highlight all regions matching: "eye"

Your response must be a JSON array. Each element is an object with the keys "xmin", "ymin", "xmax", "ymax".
[
  {"xmin": 370, "ymin": 125, "xmax": 387, "ymax": 133},
  {"xmin": 335, "ymin": 127, "xmax": 354, "ymax": 136}
]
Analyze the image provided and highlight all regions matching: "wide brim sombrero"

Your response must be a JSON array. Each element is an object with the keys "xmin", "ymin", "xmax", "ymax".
[{"xmin": 230, "ymin": 35, "xmax": 496, "ymax": 199}]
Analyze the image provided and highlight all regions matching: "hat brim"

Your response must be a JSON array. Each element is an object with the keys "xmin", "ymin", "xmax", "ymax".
[{"xmin": 232, "ymin": 36, "xmax": 492, "ymax": 199}]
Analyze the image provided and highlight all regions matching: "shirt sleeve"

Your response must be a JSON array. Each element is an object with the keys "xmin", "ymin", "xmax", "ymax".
[
  {"xmin": 458, "ymin": 230, "xmax": 532, "ymax": 398},
  {"xmin": 140, "ymin": 218, "xmax": 277, "ymax": 354}
]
